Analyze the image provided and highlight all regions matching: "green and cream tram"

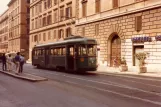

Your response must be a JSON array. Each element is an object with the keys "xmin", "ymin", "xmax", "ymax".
[{"xmin": 32, "ymin": 36, "xmax": 97, "ymax": 72}]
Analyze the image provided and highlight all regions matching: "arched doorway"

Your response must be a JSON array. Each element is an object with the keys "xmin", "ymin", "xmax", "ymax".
[{"xmin": 110, "ymin": 35, "xmax": 121, "ymax": 67}]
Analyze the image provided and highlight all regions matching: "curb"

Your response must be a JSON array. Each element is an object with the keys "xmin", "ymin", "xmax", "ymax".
[
  {"xmin": 96, "ymin": 71, "xmax": 161, "ymax": 81},
  {"xmin": 0, "ymin": 70, "xmax": 48, "ymax": 82}
]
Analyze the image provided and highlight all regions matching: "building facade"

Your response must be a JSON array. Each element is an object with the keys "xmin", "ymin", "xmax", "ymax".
[
  {"xmin": 76, "ymin": 0, "xmax": 161, "ymax": 72},
  {"xmin": 7, "ymin": 0, "xmax": 30, "ymax": 56},
  {"xmin": 29, "ymin": 0, "xmax": 77, "ymax": 61},
  {"xmin": 0, "ymin": 10, "xmax": 9, "ymax": 53}
]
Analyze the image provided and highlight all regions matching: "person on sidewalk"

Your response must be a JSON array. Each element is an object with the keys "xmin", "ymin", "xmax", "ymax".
[
  {"xmin": 1, "ymin": 53, "xmax": 7, "ymax": 71},
  {"xmin": 19, "ymin": 54, "xmax": 25, "ymax": 73},
  {"xmin": 15, "ymin": 52, "xmax": 21, "ymax": 73},
  {"xmin": 7, "ymin": 54, "xmax": 12, "ymax": 72}
]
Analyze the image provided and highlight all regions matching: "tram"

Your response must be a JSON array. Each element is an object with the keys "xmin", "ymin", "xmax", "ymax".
[{"xmin": 32, "ymin": 36, "xmax": 98, "ymax": 72}]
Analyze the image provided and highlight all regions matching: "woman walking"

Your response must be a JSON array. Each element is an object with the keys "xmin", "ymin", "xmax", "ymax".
[{"xmin": 7, "ymin": 54, "xmax": 12, "ymax": 72}]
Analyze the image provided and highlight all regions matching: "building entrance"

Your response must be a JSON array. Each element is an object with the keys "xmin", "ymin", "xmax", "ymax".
[{"xmin": 111, "ymin": 35, "xmax": 121, "ymax": 67}]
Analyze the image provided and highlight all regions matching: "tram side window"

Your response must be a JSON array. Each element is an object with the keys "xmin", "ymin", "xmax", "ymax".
[
  {"xmin": 54, "ymin": 48, "xmax": 57, "ymax": 55},
  {"xmin": 57, "ymin": 48, "xmax": 61, "ymax": 55},
  {"xmin": 78, "ymin": 45, "xmax": 87, "ymax": 56},
  {"xmin": 69, "ymin": 47, "xmax": 74, "ymax": 56},
  {"xmin": 62, "ymin": 47, "xmax": 66, "ymax": 55},
  {"xmin": 50, "ymin": 49, "xmax": 54, "ymax": 55},
  {"xmin": 42, "ymin": 49, "xmax": 45, "ymax": 55},
  {"xmin": 34, "ymin": 50, "xmax": 37, "ymax": 56}
]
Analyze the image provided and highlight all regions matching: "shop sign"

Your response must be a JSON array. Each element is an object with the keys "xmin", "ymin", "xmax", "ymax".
[{"xmin": 131, "ymin": 36, "xmax": 152, "ymax": 43}]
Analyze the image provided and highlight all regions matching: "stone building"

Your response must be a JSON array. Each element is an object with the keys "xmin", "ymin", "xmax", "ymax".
[
  {"xmin": 7, "ymin": 0, "xmax": 30, "ymax": 55},
  {"xmin": 76, "ymin": 0, "xmax": 161, "ymax": 72},
  {"xmin": 29, "ymin": 0, "xmax": 77, "ymax": 61},
  {"xmin": 0, "ymin": 10, "xmax": 9, "ymax": 53}
]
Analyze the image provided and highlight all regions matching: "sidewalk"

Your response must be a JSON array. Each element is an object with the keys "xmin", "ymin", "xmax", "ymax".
[
  {"xmin": 97, "ymin": 66, "xmax": 161, "ymax": 78},
  {"xmin": 0, "ymin": 70, "xmax": 48, "ymax": 82}
]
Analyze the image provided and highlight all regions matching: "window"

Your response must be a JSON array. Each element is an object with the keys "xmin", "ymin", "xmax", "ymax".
[
  {"xmin": 66, "ymin": 4, "xmax": 72, "ymax": 19},
  {"xmin": 95, "ymin": 0, "xmax": 100, "ymax": 13},
  {"xmin": 82, "ymin": 0, "xmax": 87, "ymax": 17},
  {"xmin": 87, "ymin": 45, "xmax": 96, "ymax": 56},
  {"xmin": 113, "ymin": 0, "xmax": 118, "ymax": 8},
  {"xmin": 69, "ymin": 47, "xmax": 74, "ymax": 56},
  {"xmin": 135, "ymin": 16, "xmax": 142, "ymax": 32},
  {"xmin": 48, "ymin": 31, "xmax": 51, "ymax": 39},
  {"xmin": 43, "ymin": 16, "xmax": 47, "ymax": 26},
  {"xmin": 82, "ymin": 27, "xmax": 85, "ymax": 36},
  {"xmin": 95, "ymin": 24, "xmax": 99, "ymax": 35},
  {"xmin": 58, "ymin": 29, "xmax": 64, "ymax": 39},
  {"xmin": 39, "ymin": 16, "xmax": 42, "ymax": 27},
  {"xmin": 78, "ymin": 45, "xmax": 87, "ymax": 56},
  {"xmin": 54, "ymin": 9, "xmax": 58, "ymax": 23},
  {"xmin": 35, "ymin": 18, "xmax": 38, "ymax": 28},
  {"xmin": 48, "ymin": 0, "xmax": 52, "ymax": 8},
  {"xmin": 39, "ymin": 34, "xmax": 41, "ymax": 41},
  {"xmin": 39, "ymin": 2, "xmax": 42, "ymax": 13},
  {"xmin": 60, "ymin": 6, "xmax": 64, "ymax": 21},
  {"xmin": 53, "ymin": 30, "xmax": 56, "ymax": 39},
  {"xmin": 47, "ymin": 14, "xmax": 52, "ymax": 25},
  {"xmin": 66, "ymin": 27, "xmax": 71, "ymax": 37},
  {"xmin": 44, "ymin": 0, "xmax": 47, "ymax": 10},
  {"xmin": 32, "ymin": 7, "xmax": 34, "ymax": 17},
  {"xmin": 34, "ymin": 35, "xmax": 38, "ymax": 42},
  {"xmin": 54, "ymin": 0, "xmax": 57, "ymax": 5},
  {"xmin": 43, "ymin": 33, "xmax": 46, "ymax": 41},
  {"xmin": 32, "ymin": 20, "xmax": 34, "ymax": 29}
]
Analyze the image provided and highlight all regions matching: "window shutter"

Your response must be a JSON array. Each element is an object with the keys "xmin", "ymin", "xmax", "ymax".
[{"xmin": 135, "ymin": 16, "xmax": 142, "ymax": 32}]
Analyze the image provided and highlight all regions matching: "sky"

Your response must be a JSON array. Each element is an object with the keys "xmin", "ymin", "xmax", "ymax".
[{"xmin": 0, "ymin": 0, "xmax": 10, "ymax": 15}]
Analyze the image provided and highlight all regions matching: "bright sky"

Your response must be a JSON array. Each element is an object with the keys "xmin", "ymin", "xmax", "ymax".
[{"xmin": 0, "ymin": 0, "xmax": 10, "ymax": 15}]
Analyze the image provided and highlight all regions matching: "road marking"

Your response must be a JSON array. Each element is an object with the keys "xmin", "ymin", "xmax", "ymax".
[{"xmin": 65, "ymin": 80, "xmax": 161, "ymax": 106}]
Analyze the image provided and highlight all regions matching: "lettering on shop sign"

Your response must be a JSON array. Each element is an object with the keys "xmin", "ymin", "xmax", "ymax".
[{"xmin": 131, "ymin": 36, "xmax": 152, "ymax": 43}]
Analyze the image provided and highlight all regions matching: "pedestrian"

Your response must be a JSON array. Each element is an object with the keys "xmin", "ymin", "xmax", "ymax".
[
  {"xmin": 15, "ymin": 52, "xmax": 21, "ymax": 73},
  {"xmin": 7, "ymin": 54, "xmax": 12, "ymax": 72},
  {"xmin": 1, "ymin": 53, "xmax": 7, "ymax": 71},
  {"xmin": 19, "ymin": 54, "xmax": 25, "ymax": 73}
]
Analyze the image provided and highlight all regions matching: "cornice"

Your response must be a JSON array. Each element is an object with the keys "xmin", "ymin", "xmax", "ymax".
[{"xmin": 8, "ymin": 0, "xmax": 16, "ymax": 6}]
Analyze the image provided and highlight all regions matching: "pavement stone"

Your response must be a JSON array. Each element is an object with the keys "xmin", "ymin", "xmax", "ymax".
[{"xmin": 97, "ymin": 66, "xmax": 161, "ymax": 78}]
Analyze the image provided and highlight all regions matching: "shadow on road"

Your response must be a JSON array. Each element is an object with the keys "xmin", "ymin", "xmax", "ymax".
[{"xmin": 32, "ymin": 66, "xmax": 98, "ymax": 77}]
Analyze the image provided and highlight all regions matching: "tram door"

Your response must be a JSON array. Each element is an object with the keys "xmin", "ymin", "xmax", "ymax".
[
  {"xmin": 45, "ymin": 48, "xmax": 50, "ymax": 67},
  {"xmin": 67, "ymin": 45, "xmax": 75, "ymax": 70}
]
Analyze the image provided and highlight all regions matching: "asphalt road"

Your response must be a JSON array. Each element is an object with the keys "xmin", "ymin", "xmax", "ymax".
[{"xmin": 0, "ymin": 63, "xmax": 161, "ymax": 107}]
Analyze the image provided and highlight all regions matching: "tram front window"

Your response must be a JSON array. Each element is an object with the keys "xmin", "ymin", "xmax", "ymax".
[
  {"xmin": 87, "ymin": 45, "xmax": 96, "ymax": 56},
  {"xmin": 78, "ymin": 45, "xmax": 96, "ymax": 56}
]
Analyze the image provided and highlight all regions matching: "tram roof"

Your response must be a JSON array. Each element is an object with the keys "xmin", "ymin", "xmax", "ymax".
[{"xmin": 34, "ymin": 36, "xmax": 97, "ymax": 48}]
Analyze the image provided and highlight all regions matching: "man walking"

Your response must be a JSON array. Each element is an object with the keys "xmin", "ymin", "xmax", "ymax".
[
  {"xmin": 1, "ymin": 53, "xmax": 7, "ymax": 71},
  {"xmin": 19, "ymin": 54, "xmax": 25, "ymax": 73}
]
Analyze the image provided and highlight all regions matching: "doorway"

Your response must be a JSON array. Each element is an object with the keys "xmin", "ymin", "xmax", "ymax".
[
  {"xmin": 110, "ymin": 35, "xmax": 121, "ymax": 67},
  {"xmin": 133, "ymin": 46, "xmax": 144, "ymax": 66}
]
